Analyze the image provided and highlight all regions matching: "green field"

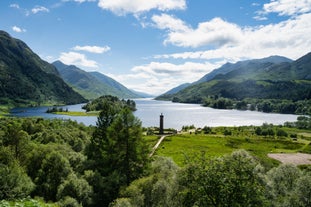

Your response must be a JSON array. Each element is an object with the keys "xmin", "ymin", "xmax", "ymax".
[
  {"xmin": 0, "ymin": 198, "xmax": 58, "ymax": 207},
  {"xmin": 54, "ymin": 111, "xmax": 99, "ymax": 116},
  {"xmin": 151, "ymin": 126, "xmax": 311, "ymax": 168}
]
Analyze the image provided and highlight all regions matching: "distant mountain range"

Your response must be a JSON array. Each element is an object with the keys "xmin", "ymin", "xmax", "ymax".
[
  {"xmin": 0, "ymin": 31, "xmax": 86, "ymax": 106},
  {"xmin": 53, "ymin": 61, "xmax": 141, "ymax": 100},
  {"xmin": 156, "ymin": 53, "xmax": 311, "ymax": 103}
]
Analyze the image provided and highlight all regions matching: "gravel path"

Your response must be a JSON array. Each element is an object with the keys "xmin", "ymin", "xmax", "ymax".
[
  {"xmin": 149, "ymin": 135, "xmax": 166, "ymax": 157},
  {"xmin": 268, "ymin": 153, "xmax": 311, "ymax": 166}
]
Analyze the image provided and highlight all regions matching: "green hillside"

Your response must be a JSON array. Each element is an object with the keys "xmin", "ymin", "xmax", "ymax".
[
  {"xmin": 156, "ymin": 53, "xmax": 311, "ymax": 114},
  {"xmin": 156, "ymin": 52, "xmax": 311, "ymax": 114},
  {"xmin": 0, "ymin": 31, "xmax": 86, "ymax": 106},
  {"xmin": 53, "ymin": 61, "xmax": 140, "ymax": 100}
]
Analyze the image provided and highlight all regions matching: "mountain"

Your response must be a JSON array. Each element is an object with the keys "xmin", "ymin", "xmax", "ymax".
[
  {"xmin": 0, "ymin": 31, "xmax": 87, "ymax": 106},
  {"xmin": 156, "ymin": 53, "xmax": 311, "ymax": 103},
  {"xmin": 162, "ymin": 83, "xmax": 191, "ymax": 95},
  {"xmin": 195, "ymin": 56, "xmax": 292, "ymax": 84},
  {"xmin": 130, "ymin": 90, "xmax": 154, "ymax": 98},
  {"xmin": 53, "ymin": 61, "xmax": 140, "ymax": 100}
]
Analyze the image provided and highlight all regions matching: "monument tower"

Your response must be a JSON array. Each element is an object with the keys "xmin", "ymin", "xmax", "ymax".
[{"xmin": 159, "ymin": 113, "xmax": 164, "ymax": 134}]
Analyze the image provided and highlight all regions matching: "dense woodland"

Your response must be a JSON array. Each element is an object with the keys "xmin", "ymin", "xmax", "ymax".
[{"xmin": 1, "ymin": 96, "xmax": 311, "ymax": 206}]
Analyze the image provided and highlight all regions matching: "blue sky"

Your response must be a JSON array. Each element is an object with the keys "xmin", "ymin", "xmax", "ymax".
[{"xmin": 1, "ymin": 0, "xmax": 311, "ymax": 95}]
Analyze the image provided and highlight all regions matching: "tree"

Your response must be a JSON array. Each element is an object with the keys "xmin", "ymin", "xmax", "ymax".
[
  {"xmin": 57, "ymin": 173, "xmax": 93, "ymax": 206},
  {"xmin": 86, "ymin": 100, "xmax": 149, "ymax": 207},
  {"xmin": 34, "ymin": 151, "xmax": 72, "ymax": 201},
  {"xmin": 111, "ymin": 156, "xmax": 180, "ymax": 207},
  {"xmin": 3, "ymin": 121, "xmax": 30, "ymax": 161},
  {"xmin": 0, "ymin": 147, "xmax": 34, "ymax": 200},
  {"xmin": 178, "ymin": 150, "xmax": 266, "ymax": 207},
  {"xmin": 265, "ymin": 164, "xmax": 302, "ymax": 207},
  {"xmin": 107, "ymin": 107, "xmax": 149, "ymax": 185},
  {"xmin": 292, "ymin": 174, "xmax": 311, "ymax": 206}
]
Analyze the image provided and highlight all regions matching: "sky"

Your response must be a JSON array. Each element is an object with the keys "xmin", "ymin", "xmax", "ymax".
[{"xmin": 1, "ymin": 0, "xmax": 311, "ymax": 95}]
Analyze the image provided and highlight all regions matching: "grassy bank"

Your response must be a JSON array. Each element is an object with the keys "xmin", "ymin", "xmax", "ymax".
[
  {"xmin": 54, "ymin": 111, "xmax": 99, "ymax": 116},
  {"xmin": 152, "ymin": 126, "xmax": 311, "ymax": 168}
]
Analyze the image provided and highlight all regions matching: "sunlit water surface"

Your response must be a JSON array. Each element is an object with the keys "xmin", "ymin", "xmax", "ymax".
[{"xmin": 10, "ymin": 98, "xmax": 298, "ymax": 130}]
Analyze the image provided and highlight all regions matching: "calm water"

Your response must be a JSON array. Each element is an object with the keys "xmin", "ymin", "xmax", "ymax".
[{"xmin": 10, "ymin": 99, "xmax": 298, "ymax": 129}]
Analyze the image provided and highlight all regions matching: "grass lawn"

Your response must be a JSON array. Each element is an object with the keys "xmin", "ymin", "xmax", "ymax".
[
  {"xmin": 54, "ymin": 111, "xmax": 99, "ymax": 116},
  {"xmin": 153, "ymin": 127, "xmax": 311, "ymax": 168},
  {"xmin": 0, "ymin": 198, "xmax": 58, "ymax": 207}
]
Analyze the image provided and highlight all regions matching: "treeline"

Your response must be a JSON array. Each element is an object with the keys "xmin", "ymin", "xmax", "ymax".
[
  {"xmin": 202, "ymin": 96, "xmax": 311, "ymax": 115},
  {"xmin": 82, "ymin": 95, "xmax": 136, "ymax": 112},
  {"xmin": 46, "ymin": 107, "xmax": 69, "ymax": 113}
]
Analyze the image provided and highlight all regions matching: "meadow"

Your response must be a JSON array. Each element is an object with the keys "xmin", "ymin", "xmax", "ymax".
[{"xmin": 151, "ymin": 125, "xmax": 311, "ymax": 168}]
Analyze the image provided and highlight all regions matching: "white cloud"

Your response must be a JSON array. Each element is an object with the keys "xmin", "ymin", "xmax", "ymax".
[
  {"xmin": 108, "ymin": 61, "xmax": 222, "ymax": 95},
  {"xmin": 9, "ymin": 4, "xmax": 20, "ymax": 9},
  {"xmin": 72, "ymin": 45, "xmax": 111, "ymax": 54},
  {"xmin": 62, "ymin": 0, "xmax": 96, "ymax": 3},
  {"xmin": 152, "ymin": 12, "xmax": 311, "ymax": 61},
  {"xmin": 97, "ymin": 0, "xmax": 186, "ymax": 16},
  {"xmin": 151, "ymin": 13, "xmax": 190, "ymax": 32},
  {"xmin": 12, "ymin": 26, "xmax": 26, "ymax": 33},
  {"xmin": 263, "ymin": 0, "xmax": 311, "ymax": 16},
  {"xmin": 31, "ymin": 6, "xmax": 49, "ymax": 14},
  {"xmin": 59, "ymin": 52, "xmax": 99, "ymax": 68},
  {"xmin": 152, "ymin": 14, "xmax": 243, "ymax": 48}
]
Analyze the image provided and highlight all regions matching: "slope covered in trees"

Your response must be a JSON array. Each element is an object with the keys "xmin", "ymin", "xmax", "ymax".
[
  {"xmin": 157, "ymin": 52, "xmax": 311, "ymax": 115},
  {"xmin": 53, "ymin": 61, "xmax": 140, "ymax": 100},
  {"xmin": 0, "ymin": 31, "xmax": 87, "ymax": 106}
]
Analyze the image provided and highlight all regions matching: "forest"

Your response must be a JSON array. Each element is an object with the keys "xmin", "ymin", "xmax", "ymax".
[{"xmin": 0, "ymin": 96, "xmax": 311, "ymax": 207}]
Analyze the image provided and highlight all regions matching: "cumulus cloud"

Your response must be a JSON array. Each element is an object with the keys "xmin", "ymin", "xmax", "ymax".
[
  {"xmin": 72, "ymin": 45, "xmax": 111, "ymax": 54},
  {"xmin": 12, "ymin": 26, "xmax": 26, "ymax": 33},
  {"xmin": 59, "ymin": 52, "xmax": 98, "ymax": 68},
  {"xmin": 153, "ymin": 12, "xmax": 311, "ymax": 61},
  {"xmin": 108, "ymin": 61, "xmax": 222, "ymax": 95},
  {"xmin": 152, "ymin": 14, "xmax": 243, "ymax": 48},
  {"xmin": 97, "ymin": 0, "xmax": 186, "ymax": 16},
  {"xmin": 31, "ymin": 6, "xmax": 49, "ymax": 14}
]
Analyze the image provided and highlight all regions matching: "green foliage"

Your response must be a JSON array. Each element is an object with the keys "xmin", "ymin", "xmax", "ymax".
[
  {"xmin": 34, "ymin": 151, "xmax": 72, "ymax": 201},
  {"xmin": 0, "ymin": 198, "xmax": 58, "ymax": 207},
  {"xmin": 266, "ymin": 165, "xmax": 305, "ymax": 206},
  {"xmin": 85, "ymin": 99, "xmax": 149, "ymax": 206},
  {"xmin": 0, "ymin": 150, "xmax": 34, "ymax": 200},
  {"xmin": 57, "ymin": 173, "xmax": 93, "ymax": 206},
  {"xmin": 111, "ymin": 156, "xmax": 180, "ymax": 207},
  {"xmin": 178, "ymin": 150, "xmax": 266, "ymax": 207},
  {"xmin": 0, "ymin": 117, "xmax": 92, "ymax": 204},
  {"xmin": 82, "ymin": 95, "xmax": 136, "ymax": 112}
]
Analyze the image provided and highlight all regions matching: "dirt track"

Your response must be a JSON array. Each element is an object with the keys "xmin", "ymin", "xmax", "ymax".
[{"xmin": 268, "ymin": 153, "xmax": 311, "ymax": 166}]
